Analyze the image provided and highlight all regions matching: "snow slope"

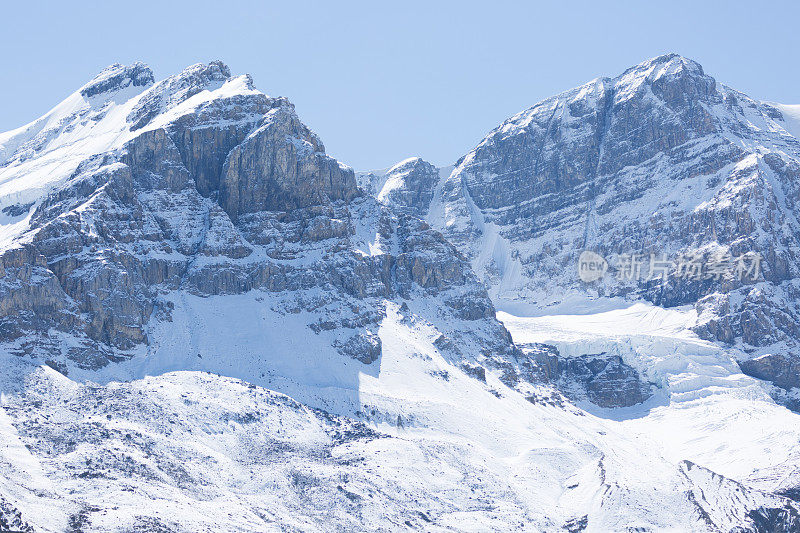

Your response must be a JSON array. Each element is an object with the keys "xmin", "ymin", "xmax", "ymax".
[
  {"xmin": 772, "ymin": 103, "xmax": 800, "ymax": 140},
  {"xmin": 3, "ymin": 304, "xmax": 798, "ymax": 531},
  {"xmin": 498, "ymin": 302, "xmax": 800, "ymax": 497}
]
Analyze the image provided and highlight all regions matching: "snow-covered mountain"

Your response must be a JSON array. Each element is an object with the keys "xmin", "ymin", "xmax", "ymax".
[
  {"xmin": 1, "ymin": 57, "xmax": 800, "ymax": 531},
  {"xmin": 378, "ymin": 54, "xmax": 800, "ymax": 413}
]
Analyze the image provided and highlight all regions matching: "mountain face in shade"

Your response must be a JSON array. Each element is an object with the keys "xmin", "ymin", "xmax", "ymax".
[{"xmin": 2, "ymin": 57, "xmax": 800, "ymax": 532}]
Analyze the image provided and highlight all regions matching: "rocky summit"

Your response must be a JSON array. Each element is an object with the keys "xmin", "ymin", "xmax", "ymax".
[{"xmin": 2, "ymin": 57, "xmax": 800, "ymax": 532}]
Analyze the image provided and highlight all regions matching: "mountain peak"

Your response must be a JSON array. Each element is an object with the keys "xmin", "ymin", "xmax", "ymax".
[
  {"xmin": 126, "ymin": 60, "xmax": 246, "ymax": 131},
  {"xmin": 386, "ymin": 156, "xmax": 427, "ymax": 174},
  {"xmin": 377, "ymin": 156, "xmax": 439, "ymax": 216},
  {"xmin": 175, "ymin": 60, "xmax": 232, "ymax": 83},
  {"xmin": 79, "ymin": 62, "xmax": 154, "ymax": 98},
  {"xmin": 630, "ymin": 53, "xmax": 705, "ymax": 75},
  {"xmin": 615, "ymin": 53, "xmax": 711, "ymax": 95}
]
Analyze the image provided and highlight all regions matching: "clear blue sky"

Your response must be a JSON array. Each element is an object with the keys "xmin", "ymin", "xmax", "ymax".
[{"xmin": 3, "ymin": 1, "xmax": 798, "ymax": 170}]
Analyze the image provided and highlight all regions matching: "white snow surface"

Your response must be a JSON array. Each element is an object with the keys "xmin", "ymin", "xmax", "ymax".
[
  {"xmin": 3, "ymin": 299, "xmax": 798, "ymax": 531},
  {"xmin": 498, "ymin": 301, "xmax": 800, "ymax": 495},
  {"xmin": 773, "ymin": 103, "xmax": 800, "ymax": 140}
]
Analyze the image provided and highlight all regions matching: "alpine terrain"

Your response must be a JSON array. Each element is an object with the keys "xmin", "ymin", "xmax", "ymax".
[{"xmin": 1, "ymin": 55, "xmax": 800, "ymax": 531}]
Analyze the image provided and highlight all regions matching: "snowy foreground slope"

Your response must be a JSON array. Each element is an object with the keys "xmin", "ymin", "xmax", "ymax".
[
  {"xmin": 3, "ymin": 312, "xmax": 800, "ymax": 532},
  {"xmin": 0, "ymin": 58, "xmax": 800, "ymax": 531}
]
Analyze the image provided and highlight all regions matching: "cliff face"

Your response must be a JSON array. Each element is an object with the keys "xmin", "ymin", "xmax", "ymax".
[{"xmin": 384, "ymin": 54, "xmax": 800, "ymax": 403}]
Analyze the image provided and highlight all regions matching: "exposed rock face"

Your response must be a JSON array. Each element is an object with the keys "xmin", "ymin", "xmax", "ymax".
[
  {"xmin": 220, "ymin": 105, "xmax": 359, "ymax": 219},
  {"xmin": 127, "ymin": 60, "xmax": 232, "ymax": 131},
  {"xmin": 521, "ymin": 344, "xmax": 653, "ymax": 408},
  {"xmin": 384, "ymin": 54, "xmax": 800, "ymax": 404},
  {"xmin": 0, "ymin": 496, "xmax": 34, "ymax": 533},
  {"xmin": 433, "ymin": 55, "xmax": 800, "ymax": 298},
  {"xmin": 374, "ymin": 157, "xmax": 439, "ymax": 217},
  {"xmin": 739, "ymin": 353, "xmax": 800, "ymax": 391},
  {"xmin": 481, "ymin": 341, "xmax": 652, "ymax": 408},
  {"xmin": 166, "ymin": 89, "xmax": 280, "ymax": 198},
  {"xmin": 0, "ymin": 246, "xmax": 78, "ymax": 343},
  {"xmin": 79, "ymin": 62, "xmax": 154, "ymax": 99},
  {"xmin": 562, "ymin": 354, "xmax": 653, "ymax": 408}
]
